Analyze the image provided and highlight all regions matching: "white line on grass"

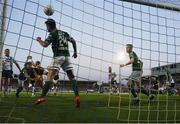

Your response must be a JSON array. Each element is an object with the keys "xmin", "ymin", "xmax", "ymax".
[
  {"xmin": 6, "ymin": 102, "xmax": 17, "ymax": 122},
  {"xmin": 116, "ymin": 119, "xmax": 180, "ymax": 122},
  {"xmin": 0, "ymin": 116, "xmax": 25, "ymax": 123},
  {"xmin": 97, "ymin": 106, "xmax": 180, "ymax": 111}
]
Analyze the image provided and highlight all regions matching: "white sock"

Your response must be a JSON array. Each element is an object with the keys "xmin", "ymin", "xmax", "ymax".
[
  {"xmin": 2, "ymin": 86, "xmax": 5, "ymax": 96},
  {"xmin": 32, "ymin": 86, "xmax": 35, "ymax": 96},
  {"xmin": 55, "ymin": 87, "xmax": 58, "ymax": 94},
  {"xmin": 56, "ymin": 87, "xmax": 58, "ymax": 93},
  {"xmin": 52, "ymin": 87, "xmax": 56, "ymax": 94},
  {"xmin": 8, "ymin": 86, "xmax": 12, "ymax": 95}
]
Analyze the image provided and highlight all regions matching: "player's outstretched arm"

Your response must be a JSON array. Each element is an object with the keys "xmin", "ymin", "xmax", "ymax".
[
  {"xmin": 36, "ymin": 37, "xmax": 49, "ymax": 47},
  {"xmin": 120, "ymin": 58, "xmax": 134, "ymax": 67},
  {"xmin": 14, "ymin": 60, "xmax": 21, "ymax": 72},
  {"xmin": 70, "ymin": 37, "xmax": 77, "ymax": 58}
]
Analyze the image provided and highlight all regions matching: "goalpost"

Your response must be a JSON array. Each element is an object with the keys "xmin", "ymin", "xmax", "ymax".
[{"xmin": 0, "ymin": 0, "xmax": 8, "ymax": 88}]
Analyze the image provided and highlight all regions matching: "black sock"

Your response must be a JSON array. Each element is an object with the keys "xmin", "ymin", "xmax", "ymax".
[
  {"xmin": 141, "ymin": 86, "xmax": 149, "ymax": 96},
  {"xmin": 17, "ymin": 86, "xmax": 23, "ymax": 94}
]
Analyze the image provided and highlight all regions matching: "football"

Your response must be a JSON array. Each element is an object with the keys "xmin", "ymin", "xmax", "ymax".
[{"xmin": 43, "ymin": 5, "xmax": 54, "ymax": 16}]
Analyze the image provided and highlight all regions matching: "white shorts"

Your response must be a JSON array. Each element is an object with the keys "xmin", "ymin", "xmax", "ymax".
[
  {"xmin": 48, "ymin": 56, "xmax": 73, "ymax": 72},
  {"xmin": 129, "ymin": 71, "xmax": 143, "ymax": 82}
]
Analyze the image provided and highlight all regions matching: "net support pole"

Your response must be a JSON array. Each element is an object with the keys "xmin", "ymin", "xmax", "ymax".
[{"xmin": 0, "ymin": 0, "xmax": 8, "ymax": 86}]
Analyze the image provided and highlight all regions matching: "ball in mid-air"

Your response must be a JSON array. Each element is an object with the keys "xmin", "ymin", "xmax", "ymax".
[{"xmin": 43, "ymin": 5, "xmax": 54, "ymax": 16}]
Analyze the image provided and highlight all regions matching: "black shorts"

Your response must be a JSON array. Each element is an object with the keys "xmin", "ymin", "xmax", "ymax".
[
  {"xmin": 24, "ymin": 79, "xmax": 35, "ymax": 87},
  {"xmin": 153, "ymin": 85, "xmax": 158, "ymax": 90},
  {"xmin": 2, "ymin": 70, "xmax": 13, "ymax": 78},
  {"xmin": 111, "ymin": 80, "xmax": 117, "ymax": 85},
  {"xmin": 170, "ymin": 83, "xmax": 175, "ymax": 88}
]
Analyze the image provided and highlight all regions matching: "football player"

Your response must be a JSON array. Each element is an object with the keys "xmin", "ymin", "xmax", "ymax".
[
  {"xmin": 1, "ymin": 49, "xmax": 21, "ymax": 97},
  {"xmin": 120, "ymin": 44, "xmax": 155, "ymax": 104},
  {"xmin": 35, "ymin": 18, "xmax": 80, "ymax": 107}
]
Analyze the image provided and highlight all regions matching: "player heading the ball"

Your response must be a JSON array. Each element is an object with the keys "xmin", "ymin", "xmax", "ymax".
[{"xmin": 35, "ymin": 18, "xmax": 80, "ymax": 108}]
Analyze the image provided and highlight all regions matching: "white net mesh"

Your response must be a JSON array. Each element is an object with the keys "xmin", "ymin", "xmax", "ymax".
[{"xmin": 0, "ymin": 0, "xmax": 180, "ymax": 123}]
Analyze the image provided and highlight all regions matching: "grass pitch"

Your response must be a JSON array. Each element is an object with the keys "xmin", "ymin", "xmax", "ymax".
[{"xmin": 0, "ymin": 92, "xmax": 180, "ymax": 123}]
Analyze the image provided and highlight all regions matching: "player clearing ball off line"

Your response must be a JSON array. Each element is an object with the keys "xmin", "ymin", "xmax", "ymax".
[{"xmin": 35, "ymin": 18, "xmax": 80, "ymax": 108}]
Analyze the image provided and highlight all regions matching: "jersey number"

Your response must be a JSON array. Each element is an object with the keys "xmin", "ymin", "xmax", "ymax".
[{"xmin": 58, "ymin": 32, "xmax": 68, "ymax": 46}]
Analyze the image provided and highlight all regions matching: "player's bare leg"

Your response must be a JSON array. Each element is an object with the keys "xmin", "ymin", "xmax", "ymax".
[
  {"xmin": 1, "ymin": 78, "xmax": 6, "ymax": 97},
  {"xmin": 7, "ymin": 78, "xmax": 12, "ymax": 96}
]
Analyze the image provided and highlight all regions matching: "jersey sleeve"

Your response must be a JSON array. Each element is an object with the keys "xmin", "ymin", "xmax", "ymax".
[
  {"xmin": 19, "ymin": 68, "xmax": 25, "ymax": 80},
  {"xmin": 2, "ymin": 56, "xmax": 6, "ymax": 61},
  {"xmin": 21, "ymin": 68, "xmax": 25, "ymax": 73},
  {"xmin": 64, "ymin": 32, "xmax": 71, "ymax": 41},
  {"xmin": 45, "ymin": 33, "xmax": 54, "ymax": 44}
]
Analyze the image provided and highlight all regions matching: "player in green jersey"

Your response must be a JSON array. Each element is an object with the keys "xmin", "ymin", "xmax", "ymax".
[
  {"xmin": 16, "ymin": 62, "xmax": 36, "ymax": 98},
  {"xmin": 34, "ymin": 18, "xmax": 80, "ymax": 108},
  {"xmin": 120, "ymin": 44, "xmax": 154, "ymax": 105}
]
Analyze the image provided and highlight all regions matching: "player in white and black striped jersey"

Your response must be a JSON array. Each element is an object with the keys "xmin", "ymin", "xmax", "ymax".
[{"xmin": 1, "ymin": 49, "xmax": 21, "ymax": 97}]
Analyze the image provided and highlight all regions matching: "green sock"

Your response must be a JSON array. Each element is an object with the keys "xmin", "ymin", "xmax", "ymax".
[
  {"xmin": 128, "ymin": 85, "xmax": 137, "ymax": 98},
  {"xmin": 141, "ymin": 86, "xmax": 149, "ymax": 96},
  {"xmin": 131, "ymin": 88, "xmax": 138, "ymax": 98},
  {"xmin": 41, "ymin": 80, "xmax": 53, "ymax": 97},
  {"xmin": 71, "ymin": 79, "xmax": 79, "ymax": 96}
]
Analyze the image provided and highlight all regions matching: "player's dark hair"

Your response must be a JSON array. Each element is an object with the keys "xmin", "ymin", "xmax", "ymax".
[
  {"xmin": 25, "ymin": 62, "xmax": 32, "ymax": 67},
  {"xmin": 45, "ymin": 18, "xmax": 56, "ymax": 29},
  {"xmin": 27, "ymin": 55, "xmax": 32, "ymax": 59},
  {"xmin": 36, "ymin": 61, "xmax": 40, "ymax": 65}
]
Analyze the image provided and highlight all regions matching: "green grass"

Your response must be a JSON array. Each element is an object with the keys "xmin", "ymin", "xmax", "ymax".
[{"xmin": 0, "ymin": 92, "xmax": 180, "ymax": 123}]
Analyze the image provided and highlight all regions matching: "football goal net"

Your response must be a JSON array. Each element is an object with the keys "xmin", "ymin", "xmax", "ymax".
[{"xmin": 0, "ymin": 0, "xmax": 180, "ymax": 123}]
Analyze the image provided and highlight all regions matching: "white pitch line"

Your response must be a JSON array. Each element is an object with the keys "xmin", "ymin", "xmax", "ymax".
[
  {"xmin": 116, "ymin": 119, "xmax": 179, "ymax": 122},
  {"xmin": 97, "ymin": 106, "xmax": 180, "ymax": 111},
  {"xmin": 10, "ymin": 116, "xmax": 25, "ymax": 123},
  {"xmin": 0, "ymin": 116, "xmax": 25, "ymax": 123},
  {"xmin": 6, "ymin": 102, "xmax": 17, "ymax": 123}
]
